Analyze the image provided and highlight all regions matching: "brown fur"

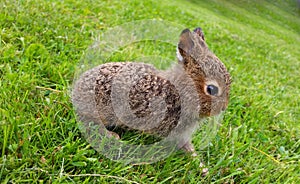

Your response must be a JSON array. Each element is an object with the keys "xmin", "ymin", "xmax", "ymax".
[{"xmin": 72, "ymin": 27, "xmax": 231, "ymax": 152}]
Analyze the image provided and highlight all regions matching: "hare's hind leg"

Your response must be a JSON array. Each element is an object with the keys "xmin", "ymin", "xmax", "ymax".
[{"xmin": 105, "ymin": 130, "xmax": 120, "ymax": 139}]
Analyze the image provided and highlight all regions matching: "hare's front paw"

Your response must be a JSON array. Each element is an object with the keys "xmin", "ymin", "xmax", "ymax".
[
  {"xmin": 181, "ymin": 142, "xmax": 209, "ymax": 176},
  {"xmin": 181, "ymin": 142, "xmax": 197, "ymax": 157},
  {"xmin": 199, "ymin": 162, "xmax": 209, "ymax": 177}
]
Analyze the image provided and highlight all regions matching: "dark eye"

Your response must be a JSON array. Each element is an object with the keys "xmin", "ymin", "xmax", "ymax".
[{"xmin": 206, "ymin": 85, "xmax": 219, "ymax": 96}]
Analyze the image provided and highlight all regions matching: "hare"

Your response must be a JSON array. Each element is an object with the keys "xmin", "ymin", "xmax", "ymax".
[{"xmin": 72, "ymin": 27, "xmax": 231, "ymax": 155}]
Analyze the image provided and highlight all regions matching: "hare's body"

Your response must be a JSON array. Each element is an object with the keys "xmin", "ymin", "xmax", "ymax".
[
  {"xmin": 73, "ymin": 62, "xmax": 200, "ymax": 137},
  {"xmin": 72, "ymin": 27, "xmax": 231, "ymax": 153}
]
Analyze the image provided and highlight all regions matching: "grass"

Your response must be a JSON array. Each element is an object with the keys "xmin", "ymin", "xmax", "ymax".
[{"xmin": 0, "ymin": 0, "xmax": 300, "ymax": 183}]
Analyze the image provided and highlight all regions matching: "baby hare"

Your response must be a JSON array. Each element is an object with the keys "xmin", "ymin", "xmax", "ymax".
[{"xmin": 72, "ymin": 27, "xmax": 231, "ymax": 155}]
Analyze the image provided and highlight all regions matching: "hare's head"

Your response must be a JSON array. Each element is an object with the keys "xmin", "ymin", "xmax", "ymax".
[{"xmin": 177, "ymin": 27, "xmax": 231, "ymax": 117}]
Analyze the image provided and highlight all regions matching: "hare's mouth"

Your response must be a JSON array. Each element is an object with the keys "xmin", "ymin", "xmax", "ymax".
[{"xmin": 200, "ymin": 100, "xmax": 228, "ymax": 117}]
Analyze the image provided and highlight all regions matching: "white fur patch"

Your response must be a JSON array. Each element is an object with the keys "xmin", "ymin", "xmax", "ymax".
[{"xmin": 176, "ymin": 47, "xmax": 184, "ymax": 62}]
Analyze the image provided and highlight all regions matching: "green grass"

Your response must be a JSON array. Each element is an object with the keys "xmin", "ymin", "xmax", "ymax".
[{"xmin": 1, "ymin": 0, "xmax": 300, "ymax": 183}]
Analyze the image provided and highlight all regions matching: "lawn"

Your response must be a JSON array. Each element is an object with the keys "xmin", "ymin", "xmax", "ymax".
[{"xmin": 1, "ymin": 0, "xmax": 300, "ymax": 183}]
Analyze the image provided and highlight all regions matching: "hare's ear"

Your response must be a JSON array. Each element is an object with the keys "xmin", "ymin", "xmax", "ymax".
[
  {"xmin": 193, "ymin": 27, "xmax": 205, "ymax": 41},
  {"xmin": 177, "ymin": 29, "xmax": 194, "ymax": 63}
]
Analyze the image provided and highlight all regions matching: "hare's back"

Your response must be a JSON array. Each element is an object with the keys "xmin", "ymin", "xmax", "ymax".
[{"xmin": 94, "ymin": 62, "xmax": 181, "ymax": 136}]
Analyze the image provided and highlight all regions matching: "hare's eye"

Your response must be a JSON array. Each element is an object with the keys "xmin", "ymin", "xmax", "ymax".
[{"xmin": 206, "ymin": 85, "xmax": 219, "ymax": 96}]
